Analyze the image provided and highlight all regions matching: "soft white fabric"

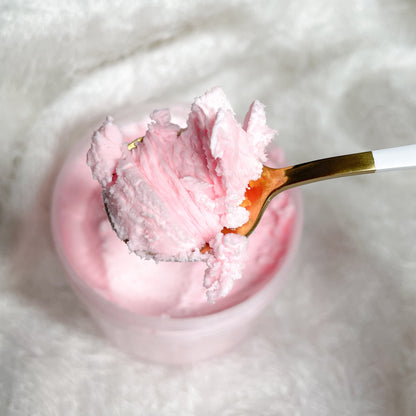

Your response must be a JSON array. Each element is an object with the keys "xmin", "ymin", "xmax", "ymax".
[{"xmin": 1, "ymin": 1, "xmax": 416, "ymax": 414}]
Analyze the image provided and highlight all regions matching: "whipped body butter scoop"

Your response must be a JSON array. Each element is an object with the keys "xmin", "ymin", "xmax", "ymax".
[
  {"xmin": 87, "ymin": 87, "xmax": 283, "ymax": 303},
  {"xmin": 51, "ymin": 88, "xmax": 301, "ymax": 363}
]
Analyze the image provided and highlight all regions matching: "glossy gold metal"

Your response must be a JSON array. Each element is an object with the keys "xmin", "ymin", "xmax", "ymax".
[
  {"xmin": 238, "ymin": 151, "xmax": 376, "ymax": 237},
  {"xmin": 127, "ymin": 136, "xmax": 144, "ymax": 150},
  {"xmin": 127, "ymin": 128, "xmax": 184, "ymax": 151}
]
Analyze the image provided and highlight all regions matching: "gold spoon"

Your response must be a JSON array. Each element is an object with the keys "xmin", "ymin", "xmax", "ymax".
[{"xmin": 127, "ymin": 137, "xmax": 415, "ymax": 242}]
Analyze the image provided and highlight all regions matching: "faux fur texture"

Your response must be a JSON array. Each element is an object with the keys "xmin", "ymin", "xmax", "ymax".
[{"xmin": 1, "ymin": 1, "xmax": 416, "ymax": 415}]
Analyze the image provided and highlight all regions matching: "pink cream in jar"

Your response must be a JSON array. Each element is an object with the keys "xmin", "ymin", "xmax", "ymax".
[{"xmin": 51, "ymin": 98, "xmax": 302, "ymax": 364}]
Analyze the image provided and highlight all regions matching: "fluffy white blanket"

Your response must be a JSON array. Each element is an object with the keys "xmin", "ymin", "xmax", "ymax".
[{"xmin": 1, "ymin": 1, "xmax": 415, "ymax": 414}]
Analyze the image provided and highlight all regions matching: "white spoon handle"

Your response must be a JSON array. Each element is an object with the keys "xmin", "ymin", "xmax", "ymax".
[{"xmin": 372, "ymin": 144, "xmax": 416, "ymax": 171}]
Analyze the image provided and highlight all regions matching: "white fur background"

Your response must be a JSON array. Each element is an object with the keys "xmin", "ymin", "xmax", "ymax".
[{"xmin": 1, "ymin": 1, "xmax": 416, "ymax": 414}]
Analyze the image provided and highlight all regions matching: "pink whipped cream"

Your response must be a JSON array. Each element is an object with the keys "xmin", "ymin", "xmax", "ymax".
[
  {"xmin": 52, "ymin": 91, "xmax": 298, "ymax": 318},
  {"xmin": 87, "ymin": 88, "xmax": 277, "ymax": 302},
  {"xmin": 54, "ymin": 139, "xmax": 296, "ymax": 318}
]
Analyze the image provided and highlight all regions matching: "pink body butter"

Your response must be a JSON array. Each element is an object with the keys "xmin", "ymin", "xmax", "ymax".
[
  {"xmin": 87, "ymin": 88, "xmax": 288, "ymax": 302},
  {"xmin": 51, "ymin": 89, "xmax": 301, "ymax": 363}
]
